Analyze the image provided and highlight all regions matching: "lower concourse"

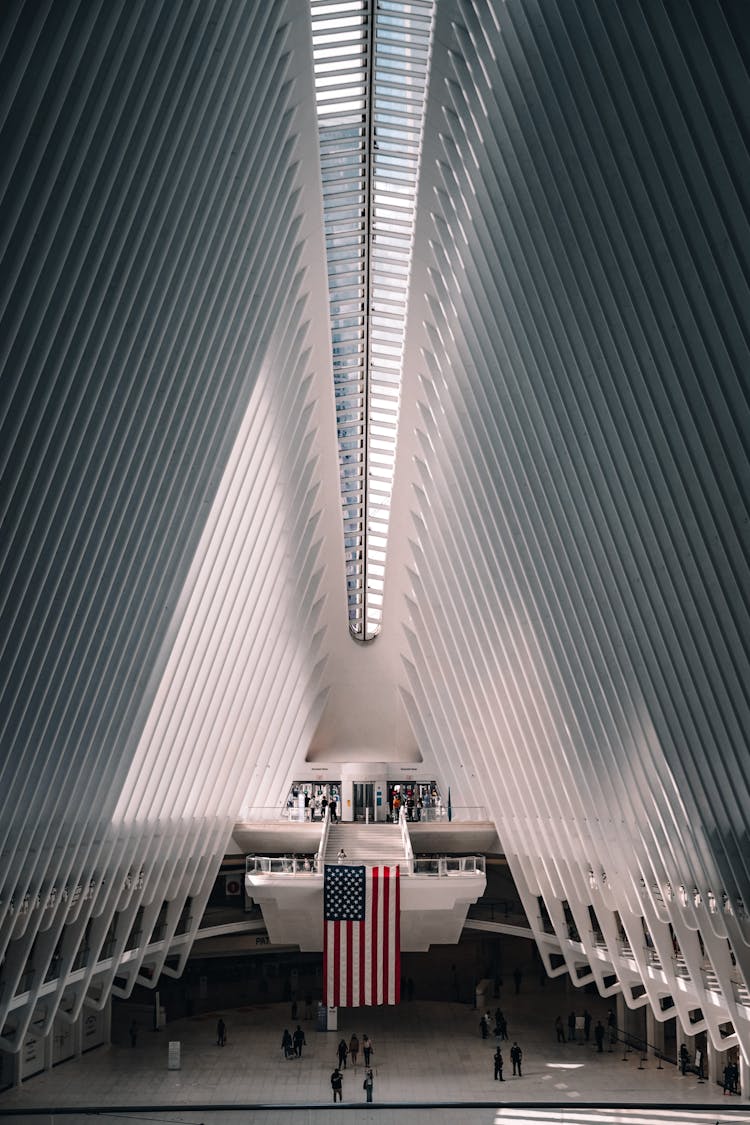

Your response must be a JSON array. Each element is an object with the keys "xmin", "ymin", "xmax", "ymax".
[{"xmin": 1, "ymin": 948, "xmax": 747, "ymax": 1125}]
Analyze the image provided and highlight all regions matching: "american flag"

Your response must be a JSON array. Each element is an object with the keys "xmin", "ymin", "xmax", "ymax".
[{"xmin": 323, "ymin": 864, "xmax": 400, "ymax": 1006}]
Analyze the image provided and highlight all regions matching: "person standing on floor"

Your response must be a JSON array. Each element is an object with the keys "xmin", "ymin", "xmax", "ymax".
[
  {"xmin": 331, "ymin": 1066, "xmax": 343, "ymax": 1102},
  {"xmin": 723, "ymin": 1062, "xmax": 734, "ymax": 1094},
  {"xmin": 349, "ymin": 1033, "xmax": 359, "ymax": 1066},
  {"xmin": 594, "ymin": 1021, "xmax": 605, "ymax": 1052},
  {"xmin": 337, "ymin": 1037, "xmax": 349, "ymax": 1068},
  {"xmin": 510, "ymin": 1041, "xmax": 523, "ymax": 1076},
  {"xmin": 363, "ymin": 1067, "xmax": 374, "ymax": 1102},
  {"xmin": 217, "ymin": 1017, "xmax": 226, "ymax": 1047},
  {"xmin": 679, "ymin": 1043, "xmax": 690, "ymax": 1075},
  {"xmin": 293, "ymin": 1025, "xmax": 306, "ymax": 1058},
  {"xmin": 583, "ymin": 1009, "xmax": 592, "ymax": 1041},
  {"xmin": 479, "ymin": 1014, "xmax": 489, "ymax": 1039},
  {"xmin": 494, "ymin": 1046, "xmax": 504, "ymax": 1081},
  {"xmin": 362, "ymin": 1033, "xmax": 373, "ymax": 1066}
]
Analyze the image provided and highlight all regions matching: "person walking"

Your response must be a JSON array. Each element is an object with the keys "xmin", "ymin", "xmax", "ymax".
[
  {"xmin": 337, "ymin": 848, "xmax": 347, "ymax": 864},
  {"xmin": 510, "ymin": 1041, "xmax": 523, "ymax": 1076},
  {"xmin": 281, "ymin": 1028, "xmax": 294, "ymax": 1059},
  {"xmin": 363, "ymin": 1067, "xmax": 374, "ymax": 1102},
  {"xmin": 362, "ymin": 1033, "xmax": 373, "ymax": 1066},
  {"xmin": 349, "ymin": 1033, "xmax": 359, "ymax": 1066},
  {"xmin": 217, "ymin": 1017, "xmax": 226, "ymax": 1047},
  {"xmin": 494, "ymin": 1046, "xmax": 504, "ymax": 1081},
  {"xmin": 337, "ymin": 1037, "xmax": 349, "ymax": 1068},
  {"xmin": 293, "ymin": 1025, "xmax": 306, "ymax": 1058},
  {"xmin": 479, "ymin": 1014, "xmax": 489, "ymax": 1039},
  {"xmin": 583, "ymin": 1009, "xmax": 592, "ymax": 1041},
  {"xmin": 555, "ymin": 1016, "xmax": 565, "ymax": 1043},
  {"xmin": 331, "ymin": 1066, "xmax": 343, "ymax": 1102}
]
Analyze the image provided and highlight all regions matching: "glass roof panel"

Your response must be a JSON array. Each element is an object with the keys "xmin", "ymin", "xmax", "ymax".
[{"xmin": 311, "ymin": 0, "xmax": 434, "ymax": 641}]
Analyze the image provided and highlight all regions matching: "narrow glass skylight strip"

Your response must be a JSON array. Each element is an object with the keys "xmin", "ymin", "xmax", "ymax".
[{"xmin": 311, "ymin": 0, "xmax": 434, "ymax": 640}]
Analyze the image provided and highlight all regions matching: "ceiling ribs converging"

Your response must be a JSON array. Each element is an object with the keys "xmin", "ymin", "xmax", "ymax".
[{"xmin": 310, "ymin": 0, "xmax": 434, "ymax": 641}]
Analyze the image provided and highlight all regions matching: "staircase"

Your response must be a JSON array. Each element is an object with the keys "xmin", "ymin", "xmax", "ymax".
[{"xmin": 324, "ymin": 823, "xmax": 406, "ymax": 868}]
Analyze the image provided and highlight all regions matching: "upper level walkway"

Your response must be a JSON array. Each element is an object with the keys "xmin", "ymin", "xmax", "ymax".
[{"xmin": 243, "ymin": 812, "xmax": 488, "ymax": 953}]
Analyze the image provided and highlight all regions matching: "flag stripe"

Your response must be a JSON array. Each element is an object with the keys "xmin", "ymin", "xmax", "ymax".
[
  {"xmin": 364, "ymin": 871, "xmax": 373, "ymax": 1004},
  {"xmin": 358, "ymin": 908, "xmax": 366, "ymax": 1006},
  {"xmin": 371, "ymin": 866, "xmax": 379, "ymax": 1003},
  {"xmin": 383, "ymin": 867, "xmax": 389, "ymax": 1004},
  {"xmin": 348, "ymin": 918, "xmax": 355, "ymax": 1008},
  {"xmin": 394, "ymin": 863, "xmax": 401, "ymax": 1003}
]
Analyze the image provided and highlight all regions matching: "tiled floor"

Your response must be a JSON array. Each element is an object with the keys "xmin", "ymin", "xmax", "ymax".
[{"xmin": 1, "ymin": 976, "xmax": 747, "ymax": 1125}]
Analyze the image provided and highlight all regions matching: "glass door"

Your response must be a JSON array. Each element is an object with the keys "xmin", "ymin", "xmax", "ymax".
[{"xmin": 353, "ymin": 783, "xmax": 374, "ymax": 822}]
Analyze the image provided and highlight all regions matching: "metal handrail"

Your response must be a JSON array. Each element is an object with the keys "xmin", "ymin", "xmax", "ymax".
[
  {"xmin": 405, "ymin": 805, "xmax": 487, "ymax": 823},
  {"xmin": 399, "ymin": 806, "xmax": 415, "ymax": 874},
  {"xmin": 412, "ymin": 856, "xmax": 486, "ymax": 876},
  {"xmin": 247, "ymin": 857, "xmax": 318, "ymax": 876},
  {"xmin": 317, "ymin": 805, "xmax": 331, "ymax": 873},
  {"xmin": 236, "ymin": 806, "xmax": 319, "ymax": 822}
]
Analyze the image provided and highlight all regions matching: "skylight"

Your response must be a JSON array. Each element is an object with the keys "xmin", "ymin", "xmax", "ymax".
[{"xmin": 310, "ymin": 0, "xmax": 434, "ymax": 641}]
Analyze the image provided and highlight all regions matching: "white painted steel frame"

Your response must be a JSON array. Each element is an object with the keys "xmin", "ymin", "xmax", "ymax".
[{"xmin": 0, "ymin": 0, "xmax": 749, "ymax": 1075}]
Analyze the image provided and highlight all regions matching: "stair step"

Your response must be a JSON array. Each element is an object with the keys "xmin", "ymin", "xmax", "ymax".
[{"xmin": 324, "ymin": 823, "xmax": 406, "ymax": 866}]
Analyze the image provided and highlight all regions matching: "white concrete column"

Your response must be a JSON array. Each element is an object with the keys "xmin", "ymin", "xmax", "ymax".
[
  {"xmin": 43, "ymin": 1024, "xmax": 54, "ymax": 1073},
  {"xmin": 340, "ymin": 778, "xmax": 354, "ymax": 822},
  {"xmin": 646, "ymin": 1007, "xmax": 665, "ymax": 1060},
  {"xmin": 706, "ymin": 1037, "xmax": 723, "ymax": 1087},
  {"xmin": 740, "ymin": 1052, "xmax": 749, "ymax": 1099},
  {"xmin": 615, "ymin": 993, "xmax": 627, "ymax": 1046},
  {"xmin": 7, "ymin": 1047, "xmax": 21, "ymax": 1089},
  {"xmin": 73, "ymin": 1005, "xmax": 83, "ymax": 1058}
]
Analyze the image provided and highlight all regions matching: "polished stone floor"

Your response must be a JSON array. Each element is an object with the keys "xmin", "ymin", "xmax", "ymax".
[{"xmin": 0, "ymin": 973, "xmax": 747, "ymax": 1125}]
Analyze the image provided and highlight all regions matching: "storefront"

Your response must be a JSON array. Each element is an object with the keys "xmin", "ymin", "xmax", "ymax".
[
  {"xmin": 387, "ymin": 780, "xmax": 441, "ymax": 821},
  {"xmin": 284, "ymin": 782, "xmax": 341, "ymax": 821}
]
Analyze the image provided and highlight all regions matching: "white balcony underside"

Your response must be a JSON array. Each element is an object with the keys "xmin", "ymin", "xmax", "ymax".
[{"xmin": 245, "ymin": 872, "xmax": 486, "ymax": 952}]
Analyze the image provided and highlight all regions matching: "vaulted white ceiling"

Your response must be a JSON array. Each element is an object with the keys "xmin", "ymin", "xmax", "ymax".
[{"xmin": 0, "ymin": 0, "xmax": 748, "ymax": 1061}]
